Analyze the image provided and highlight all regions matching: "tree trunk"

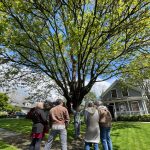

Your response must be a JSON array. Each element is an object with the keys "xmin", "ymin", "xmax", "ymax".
[
  {"xmin": 65, "ymin": 92, "xmax": 85, "ymax": 113},
  {"xmin": 63, "ymin": 79, "xmax": 94, "ymax": 113}
]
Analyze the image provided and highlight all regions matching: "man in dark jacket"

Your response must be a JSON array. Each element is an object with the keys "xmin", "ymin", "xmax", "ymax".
[{"xmin": 29, "ymin": 102, "xmax": 48, "ymax": 150}]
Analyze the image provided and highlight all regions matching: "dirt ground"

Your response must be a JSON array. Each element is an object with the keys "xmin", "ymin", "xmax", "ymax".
[
  {"xmin": 0, "ymin": 128, "xmax": 85, "ymax": 150},
  {"xmin": 4, "ymin": 135, "xmax": 85, "ymax": 150}
]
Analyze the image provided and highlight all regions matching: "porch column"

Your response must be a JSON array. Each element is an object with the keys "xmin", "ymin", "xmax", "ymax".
[
  {"xmin": 139, "ymin": 101, "xmax": 142, "ymax": 115},
  {"xmin": 114, "ymin": 102, "xmax": 117, "ymax": 120},
  {"xmin": 141, "ymin": 100, "xmax": 146, "ymax": 114},
  {"xmin": 143, "ymin": 100, "xmax": 148, "ymax": 114},
  {"xmin": 127, "ymin": 100, "xmax": 131, "ymax": 116}
]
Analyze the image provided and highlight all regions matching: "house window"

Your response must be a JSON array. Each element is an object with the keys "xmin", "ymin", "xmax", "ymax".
[
  {"xmin": 131, "ymin": 101, "xmax": 140, "ymax": 111},
  {"xmin": 119, "ymin": 102, "xmax": 127, "ymax": 112},
  {"xmin": 111, "ymin": 89, "xmax": 117, "ymax": 98},
  {"xmin": 122, "ymin": 88, "xmax": 128, "ymax": 97}
]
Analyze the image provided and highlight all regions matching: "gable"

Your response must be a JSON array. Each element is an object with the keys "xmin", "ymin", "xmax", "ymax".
[{"xmin": 101, "ymin": 80, "xmax": 142, "ymax": 100}]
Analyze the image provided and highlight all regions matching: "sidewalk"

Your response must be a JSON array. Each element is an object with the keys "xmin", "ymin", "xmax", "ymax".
[{"xmin": 0, "ymin": 128, "xmax": 84, "ymax": 150}]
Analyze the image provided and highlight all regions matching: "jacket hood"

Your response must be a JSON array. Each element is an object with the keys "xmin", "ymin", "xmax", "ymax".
[
  {"xmin": 98, "ymin": 106, "xmax": 107, "ymax": 109},
  {"xmin": 85, "ymin": 107, "xmax": 96, "ymax": 115}
]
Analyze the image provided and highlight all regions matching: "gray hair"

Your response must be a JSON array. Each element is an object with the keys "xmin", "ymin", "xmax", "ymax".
[
  {"xmin": 36, "ymin": 102, "xmax": 44, "ymax": 109},
  {"xmin": 87, "ymin": 101, "xmax": 93, "ymax": 107},
  {"xmin": 56, "ymin": 99, "xmax": 64, "ymax": 105},
  {"xmin": 94, "ymin": 101, "xmax": 101, "ymax": 107}
]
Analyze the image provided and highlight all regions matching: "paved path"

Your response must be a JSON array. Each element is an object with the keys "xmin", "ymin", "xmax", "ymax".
[{"xmin": 0, "ymin": 128, "xmax": 84, "ymax": 150}]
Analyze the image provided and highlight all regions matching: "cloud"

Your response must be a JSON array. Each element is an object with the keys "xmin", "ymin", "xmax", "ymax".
[
  {"xmin": 91, "ymin": 81, "xmax": 111, "ymax": 98},
  {"xmin": 90, "ymin": 77, "xmax": 116, "ymax": 98}
]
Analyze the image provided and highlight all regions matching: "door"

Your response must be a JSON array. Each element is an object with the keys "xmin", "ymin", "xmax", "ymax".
[{"xmin": 107, "ymin": 103, "xmax": 114, "ymax": 118}]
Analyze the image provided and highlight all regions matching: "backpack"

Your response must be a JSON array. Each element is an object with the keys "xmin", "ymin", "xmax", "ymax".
[{"xmin": 99, "ymin": 108, "xmax": 112, "ymax": 124}]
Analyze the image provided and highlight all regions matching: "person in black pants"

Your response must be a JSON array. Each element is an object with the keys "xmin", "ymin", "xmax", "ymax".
[{"xmin": 28, "ymin": 102, "xmax": 48, "ymax": 150}]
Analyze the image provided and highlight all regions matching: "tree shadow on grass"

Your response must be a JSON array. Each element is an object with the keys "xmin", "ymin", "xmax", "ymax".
[
  {"xmin": 0, "ymin": 145, "xmax": 11, "ymax": 150},
  {"xmin": 111, "ymin": 132, "xmax": 120, "ymax": 137},
  {"xmin": 48, "ymin": 139, "xmax": 84, "ymax": 150},
  {"xmin": 0, "ymin": 141, "xmax": 16, "ymax": 150},
  {"xmin": 113, "ymin": 144, "xmax": 120, "ymax": 150},
  {"xmin": 1, "ymin": 127, "xmax": 85, "ymax": 150},
  {"xmin": 2, "ymin": 120, "xmax": 138, "ymax": 150},
  {"xmin": 112, "ymin": 122, "xmax": 141, "ymax": 131},
  {"xmin": 2, "ymin": 134, "xmax": 30, "ymax": 150},
  {"xmin": 0, "ymin": 118, "xmax": 32, "ymax": 134},
  {"xmin": 99, "ymin": 143, "xmax": 120, "ymax": 150},
  {"xmin": 43, "ymin": 133, "xmax": 85, "ymax": 150}
]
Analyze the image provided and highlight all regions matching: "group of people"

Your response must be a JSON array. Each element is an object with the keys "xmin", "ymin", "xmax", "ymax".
[
  {"xmin": 71, "ymin": 101, "xmax": 113, "ymax": 150},
  {"xmin": 27, "ymin": 99, "xmax": 113, "ymax": 150}
]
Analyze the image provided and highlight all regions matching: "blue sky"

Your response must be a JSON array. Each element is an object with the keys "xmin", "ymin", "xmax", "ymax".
[
  {"xmin": 0, "ymin": 77, "xmax": 116, "ymax": 104},
  {"xmin": 91, "ymin": 77, "xmax": 116, "ymax": 98}
]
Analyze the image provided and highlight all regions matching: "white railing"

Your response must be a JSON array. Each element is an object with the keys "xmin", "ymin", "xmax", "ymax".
[{"xmin": 116, "ymin": 110, "xmax": 146, "ymax": 116}]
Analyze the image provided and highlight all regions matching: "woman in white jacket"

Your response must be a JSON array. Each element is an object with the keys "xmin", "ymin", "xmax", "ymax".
[{"xmin": 84, "ymin": 102, "xmax": 100, "ymax": 150}]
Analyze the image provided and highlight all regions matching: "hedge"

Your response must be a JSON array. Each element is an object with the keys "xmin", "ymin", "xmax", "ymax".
[{"xmin": 117, "ymin": 114, "xmax": 150, "ymax": 122}]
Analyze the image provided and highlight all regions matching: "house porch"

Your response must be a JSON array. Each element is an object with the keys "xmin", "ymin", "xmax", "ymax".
[{"xmin": 104, "ymin": 98, "xmax": 149, "ymax": 119}]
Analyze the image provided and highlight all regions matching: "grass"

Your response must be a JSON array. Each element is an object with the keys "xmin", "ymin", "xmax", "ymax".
[
  {"xmin": 0, "ymin": 118, "xmax": 32, "ymax": 134},
  {"xmin": 0, "ymin": 119, "xmax": 150, "ymax": 150},
  {"xmin": 111, "ymin": 122, "xmax": 150, "ymax": 150},
  {"xmin": 0, "ymin": 141, "xmax": 19, "ymax": 150}
]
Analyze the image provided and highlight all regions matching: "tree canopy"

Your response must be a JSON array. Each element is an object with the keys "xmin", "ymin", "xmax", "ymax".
[
  {"xmin": 0, "ymin": 92, "xmax": 20, "ymax": 112},
  {"xmin": 0, "ymin": 93, "xmax": 9, "ymax": 111},
  {"xmin": 121, "ymin": 54, "xmax": 150, "ymax": 99},
  {"xmin": 0, "ymin": 0, "xmax": 150, "ymax": 109},
  {"xmin": 0, "ymin": 64, "xmax": 60, "ymax": 102},
  {"xmin": 83, "ymin": 91, "xmax": 97, "ymax": 102},
  {"xmin": 121, "ymin": 53, "xmax": 150, "ymax": 112}
]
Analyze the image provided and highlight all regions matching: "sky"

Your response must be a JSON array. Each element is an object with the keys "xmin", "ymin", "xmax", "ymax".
[
  {"xmin": 0, "ymin": 77, "xmax": 116, "ymax": 104},
  {"xmin": 91, "ymin": 78, "xmax": 115, "ymax": 98},
  {"xmin": 0, "ymin": 63, "xmax": 116, "ymax": 104}
]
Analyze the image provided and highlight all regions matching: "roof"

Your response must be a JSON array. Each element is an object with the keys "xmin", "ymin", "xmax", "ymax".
[
  {"xmin": 101, "ymin": 80, "xmax": 118, "ymax": 98},
  {"xmin": 101, "ymin": 80, "xmax": 142, "ymax": 98}
]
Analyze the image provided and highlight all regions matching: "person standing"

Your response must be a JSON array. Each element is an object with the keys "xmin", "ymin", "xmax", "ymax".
[
  {"xmin": 44, "ymin": 99, "xmax": 70, "ymax": 150},
  {"xmin": 70, "ymin": 103, "xmax": 84, "ymax": 139},
  {"xmin": 29, "ymin": 102, "xmax": 48, "ymax": 150},
  {"xmin": 84, "ymin": 102, "xmax": 100, "ymax": 150},
  {"xmin": 99, "ymin": 105, "xmax": 113, "ymax": 150}
]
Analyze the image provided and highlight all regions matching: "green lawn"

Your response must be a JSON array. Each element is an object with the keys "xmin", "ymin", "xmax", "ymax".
[
  {"xmin": 111, "ymin": 122, "xmax": 150, "ymax": 150},
  {"xmin": 0, "ymin": 141, "xmax": 19, "ymax": 150},
  {"xmin": 0, "ymin": 119, "xmax": 150, "ymax": 150},
  {"xmin": 0, "ymin": 118, "xmax": 32, "ymax": 134}
]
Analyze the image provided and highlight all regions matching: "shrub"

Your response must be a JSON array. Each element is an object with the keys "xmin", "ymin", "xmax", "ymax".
[
  {"xmin": 0, "ymin": 111, "xmax": 8, "ymax": 118},
  {"xmin": 117, "ymin": 114, "xmax": 150, "ymax": 122},
  {"xmin": 139, "ymin": 115, "xmax": 150, "ymax": 122}
]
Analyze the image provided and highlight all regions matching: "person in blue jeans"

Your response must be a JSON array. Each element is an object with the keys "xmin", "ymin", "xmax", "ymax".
[
  {"xmin": 99, "ymin": 105, "xmax": 113, "ymax": 150},
  {"xmin": 84, "ymin": 102, "xmax": 100, "ymax": 150},
  {"xmin": 100, "ymin": 127, "xmax": 112, "ymax": 150},
  {"xmin": 85, "ymin": 142, "xmax": 99, "ymax": 150},
  {"xmin": 70, "ymin": 103, "xmax": 84, "ymax": 139}
]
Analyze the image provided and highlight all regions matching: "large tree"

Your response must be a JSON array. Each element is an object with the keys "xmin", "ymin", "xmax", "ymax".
[
  {"xmin": 0, "ymin": 0, "xmax": 150, "ymax": 110},
  {"xmin": 121, "ymin": 54, "xmax": 150, "ymax": 98},
  {"xmin": 121, "ymin": 54, "xmax": 150, "ymax": 112},
  {"xmin": 83, "ymin": 91, "xmax": 97, "ymax": 102}
]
